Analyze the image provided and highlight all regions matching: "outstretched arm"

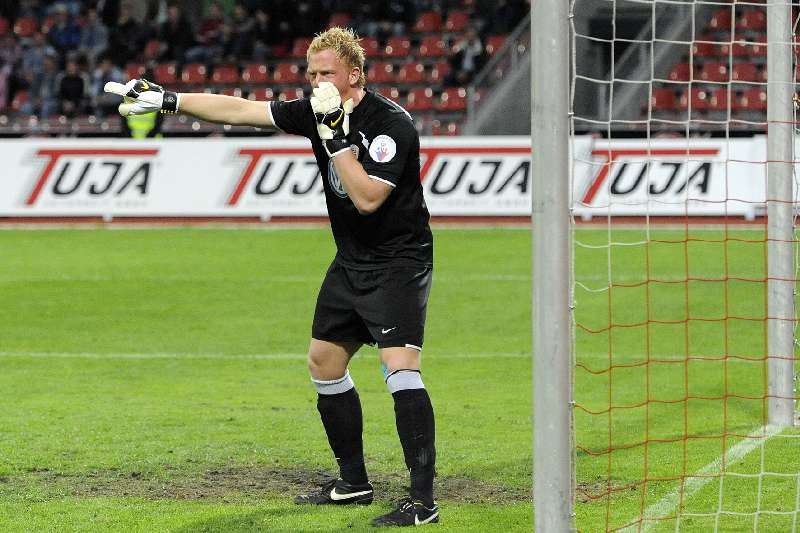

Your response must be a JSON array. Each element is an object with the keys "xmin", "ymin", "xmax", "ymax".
[{"xmin": 105, "ymin": 79, "xmax": 275, "ymax": 128}]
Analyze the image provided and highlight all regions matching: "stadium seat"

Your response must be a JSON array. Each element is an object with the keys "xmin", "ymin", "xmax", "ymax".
[
  {"xmin": 0, "ymin": 16, "xmax": 10, "ymax": 36},
  {"xmin": 430, "ymin": 62, "xmax": 451, "ymax": 84},
  {"xmin": 241, "ymin": 63, "xmax": 269, "ymax": 84},
  {"xmin": 418, "ymin": 36, "xmax": 447, "ymax": 58},
  {"xmin": 384, "ymin": 36, "xmax": 411, "ymax": 58},
  {"xmin": 248, "ymin": 87, "xmax": 274, "ymax": 101},
  {"xmin": 40, "ymin": 15, "xmax": 56, "ymax": 35},
  {"xmin": 144, "ymin": 39, "xmax": 162, "ymax": 61},
  {"xmin": 485, "ymin": 34, "xmax": 507, "ymax": 56},
  {"xmin": 708, "ymin": 88, "xmax": 730, "ymax": 111},
  {"xmin": 721, "ymin": 41, "xmax": 750, "ymax": 58},
  {"xmin": 692, "ymin": 40, "xmax": 718, "ymax": 59},
  {"xmin": 211, "ymin": 64, "xmax": 239, "ymax": 85},
  {"xmin": 708, "ymin": 8, "xmax": 733, "ymax": 31},
  {"xmin": 405, "ymin": 87, "xmax": 434, "ymax": 111},
  {"xmin": 436, "ymin": 87, "xmax": 467, "ymax": 111},
  {"xmin": 668, "ymin": 63, "xmax": 691, "ymax": 82},
  {"xmin": 678, "ymin": 88, "xmax": 710, "ymax": 111},
  {"xmin": 699, "ymin": 62, "xmax": 729, "ymax": 82},
  {"xmin": 650, "ymin": 88, "xmax": 677, "ymax": 112},
  {"xmin": 13, "ymin": 17, "xmax": 38, "ymax": 39},
  {"xmin": 291, "ymin": 37, "xmax": 312, "ymax": 58},
  {"xmin": 738, "ymin": 87, "xmax": 766, "ymax": 111},
  {"xmin": 153, "ymin": 63, "xmax": 178, "ymax": 85},
  {"xmin": 181, "ymin": 63, "xmax": 208, "ymax": 85},
  {"xmin": 367, "ymin": 61, "xmax": 396, "ymax": 84},
  {"xmin": 278, "ymin": 88, "xmax": 306, "ymax": 101},
  {"xmin": 736, "ymin": 10, "xmax": 767, "ymax": 32},
  {"xmin": 328, "ymin": 12, "xmax": 352, "ymax": 28},
  {"xmin": 125, "ymin": 63, "xmax": 145, "ymax": 81},
  {"xmin": 361, "ymin": 36, "xmax": 381, "ymax": 58},
  {"xmin": 218, "ymin": 87, "xmax": 242, "ymax": 98},
  {"xmin": 444, "ymin": 11, "xmax": 470, "ymax": 32},
  {"xmin": 732, "ymin": 62, "xmax": 758, "ymax": 82},
  {"xmin": 375, "ymin": 86, "xmax": 400, "ymax": 101},
  {"xmin": 272, "ymin": 62, "xmax": 302, "ymax": 84},
  {"xmin": 431, "ymin": 119, "xmax": 460, "ymax": 136},
  {"xmin": 397, "ymin": 62, "xmax": 426, "ymax": 84},
  {"xmin": 10, "ymin": 90, "xmax": 29, "ymax": 113},
  {"xmin": 412, "ymin": 11, "xmax": 442, "ymax": 33},
  {"xmin": 750, "ymin": 36, "xmax": 766, "ymax": 57}
]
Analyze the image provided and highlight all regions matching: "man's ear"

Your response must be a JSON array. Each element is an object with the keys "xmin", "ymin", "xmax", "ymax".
[{"xmin": 350, "ymin": 67, "xmax": 360, "ymax": 86}]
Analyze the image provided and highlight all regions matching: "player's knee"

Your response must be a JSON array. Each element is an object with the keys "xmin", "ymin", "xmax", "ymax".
[{"xmin": 307, "ymin": 351, "xmax": 347, "ymax": 380}]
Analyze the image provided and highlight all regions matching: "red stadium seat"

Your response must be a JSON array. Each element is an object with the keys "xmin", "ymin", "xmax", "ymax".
[
  {"xmin": 291, "ymin": 37, "xmax": 312, "ymax": 58},
  {"xmin": 431, "ymin": 119, "xmax": 460, "ymax": 136},
  {"xmin": 278, "ymin": 88, "xmax": 305, "ymax": 101},
  {"xmin": 732, "ymin": 62, "xmax": 758, "ymax": 82},
  {"xmin": 437, "ymin": 87, "xmax": 467, "ymax": 111},
  {"xmin": 153, "ymin": 63, "xmax": 178, "ymax": 85},
  {"xmin": 241, "ymin": 63, "xmax": 269, "ymax": 84},
  {"xmin": 361, "ymin": 36, "xmax": 381, "ymax": 58},
  {"xmin": 668, "ymin": 63, "xmax": 691, "ymax": 82},
  {"xmin": 384, "ymin": 36, "xmax": 411, "ymax": 58},
  {"xmin": 430, "ymin": 62, "xmax": 451, "ymax": 84},
  {"xmin": 144, "ymin": 39, "xmax": 162, "ymax": 61},
  {"xmin": 418, "ymin": 36, "xmax": 447, "ymax": 58},
  {"xmin": 738, "ymin": 87, "xmax": 766, "ymax": 111},
  {"xmin": 750, "ymin": 36, "xmax": 766, "ymax": 57},
  {"xmin": 397, "ymin": 62, "xmax": 426, "ymax": 84},
  {"xmin": 678, "ymin": 88, "xmax": 710, "ymax": 111},
  {"xmin": 181, "ymin": 63, "xmax": 207, "ymax": 85},
  {"xmin": 10, "ymin": 90, "xmax": 29, "ymax": 112},
  {"xmin": 40, "ymin": 15, "xmax": 56, "ymax": 35},
  {"xmin": 485, "ymin": 34, "xmax": 507, "ymax": 56},
  {"xmin": 650, "ymin": 88, "xmax": 677, "ymax": 112},
  {"xmin": 328, "ymin": 12, "xmax": 352, "ymax": 28},
  {"xmin": 211, "ymin": 64, "xmax": 239, "ymax": 84},
  {"xmin": 708, "ymin": 88, "xmax": 730, "ymax": 111},
  {"xmin": 248, "ymin": 87, "xmax": 274, "ymax": 101},
  {"xmin": 375, "ymin": 86, "xmax": 400, "ymax": 101},
  {"xmin": 0, "ymin": 16, "xmax": 10, "ymax": 36},
  {"xmin": 13, "ymin": 17, "xmax": 38, "ymax": 38},
  {"xmin": 125, "ymin": 63, "xmax": 145, "ymax": 81},
  {"xmin": 444, "ymin": 11, "xmax": 470, "ymax": 32},
  {"xmin": 721, "ymin": 41, "xmax": 750, "ymax": 58},
  {"xmin": 692, "ymin": 40, "xmax": 718, "ymax": 59},
  {"xmin": 736, "ymin": 10, "xmax": 766, "ymax": 32},
  {"xmin": 405, "ymin": 87, "xmax": 434, "ymax": 111},
  {"xmin": 709, "ymin": 8, "xmax": 733, "ymax": 31},
  {"xmin": 413, "ymin": 11, "xmax": 442, "ymax": 33},
  {"xmin": 699, "ymin": 62, "xmax": 729, "ymax": 82},
  {"xmin": 272, "ymin": 62, "xmax": 302, "ymax": 84},
  {"xmin": 220, "ymin": 87, "xmax": 243, "ymax": 98},
  {"xmin": 367, "ymin": 61, "xmax": 396, "ymax": 84}
]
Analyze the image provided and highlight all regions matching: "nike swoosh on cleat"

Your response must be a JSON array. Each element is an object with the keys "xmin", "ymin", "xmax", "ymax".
[
  {"xmin": 415, "ymin": 511, "xmax": 439, "ymax": 525},
  {"xmin": 329, "ymin": 488, "xmax": 372, "ymax": 501}
]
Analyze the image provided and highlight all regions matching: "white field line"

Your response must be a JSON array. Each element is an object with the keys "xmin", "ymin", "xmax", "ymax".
[
  {"xmin": 0, "ymin": 351, "xmax": 530, "ymax": 361},
  {"xmin": 635, "ymin": 424, "xmax": 784, "ymax": 533}
]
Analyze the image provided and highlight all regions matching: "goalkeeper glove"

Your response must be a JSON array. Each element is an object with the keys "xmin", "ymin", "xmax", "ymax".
[
  {"xmin": 104, "ymin": 79, "xmax": 180, "ymax": 116},
  {"xmin": 310, "ymin": 82, "xmax": 355, "ymax": 158}
]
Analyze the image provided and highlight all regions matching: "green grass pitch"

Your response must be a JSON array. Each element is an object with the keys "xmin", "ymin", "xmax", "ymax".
[{"xmin": 0, "ymin": 227, "xmax": 797, "ymax": 532}]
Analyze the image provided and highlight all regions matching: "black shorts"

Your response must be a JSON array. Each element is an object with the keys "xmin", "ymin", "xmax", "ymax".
[{"xmin": 312, "ymin": 261, "xmax": 433, "ymax": 350}]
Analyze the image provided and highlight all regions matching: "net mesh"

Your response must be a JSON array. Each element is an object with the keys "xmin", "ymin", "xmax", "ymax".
[{"xmin": 569, "ymin": 0, "xmax": 800, "ymax": 530}]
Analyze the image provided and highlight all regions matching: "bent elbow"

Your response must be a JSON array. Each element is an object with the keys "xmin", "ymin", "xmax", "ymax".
[{"xmin": 354, "ymin": 197, "xmax": 382, "ymax": 215}]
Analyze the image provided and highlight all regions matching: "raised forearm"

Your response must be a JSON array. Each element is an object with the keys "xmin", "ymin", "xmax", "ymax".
[
  {"xmin": 333, "ymin": 153, "xmax": 392, "ymax": 215},
  {"xmin": 178, "ymin": 93, "xmax": 273, "ymax": 128}
]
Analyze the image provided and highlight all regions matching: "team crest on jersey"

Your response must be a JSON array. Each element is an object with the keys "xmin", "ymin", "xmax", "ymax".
[
  {"xmin": 327, "ymin": 145, "xmax": 359, "ymax": 198},
  {"xmin": 369, "ymin": 135, "xmax": 396, "ymax": 163}
]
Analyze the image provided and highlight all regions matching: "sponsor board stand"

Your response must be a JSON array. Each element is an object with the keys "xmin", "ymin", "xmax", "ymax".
[{"xmin": 0, "ymin": 136, "xmax": 785, "ymax": 221}]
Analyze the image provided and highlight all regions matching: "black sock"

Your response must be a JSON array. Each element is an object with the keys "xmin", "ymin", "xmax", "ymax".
[
  {"xmin": 392, "ymin": 388, "xmax": 436, "ymax": 507},
  {"xmin": 316, "ymin": 388, "xmax": 368, "ymax": 485}
]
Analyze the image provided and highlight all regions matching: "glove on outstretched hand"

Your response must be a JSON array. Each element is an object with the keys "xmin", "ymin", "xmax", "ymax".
[
  {"xmin": 310, "ymin": 82, "xmax": 355, "ymax": 158},
  {"xmin": 104, "ymin": 79, "xmax": 179, "ymax": 116}
]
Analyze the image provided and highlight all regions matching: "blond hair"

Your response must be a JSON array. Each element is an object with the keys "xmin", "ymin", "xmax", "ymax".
[{"xmin": 308, "ymin": 27, "xmax": 366, "ymax": 87}]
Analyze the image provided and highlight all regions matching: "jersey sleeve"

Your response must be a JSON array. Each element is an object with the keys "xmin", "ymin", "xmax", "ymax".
[
  {"xmin": 360, "ymin": 118, "xmax": 416, "ymax": 188},
  {"xmin": 269, "ymin": 98, "xmax": 316, "ymax": 138}
]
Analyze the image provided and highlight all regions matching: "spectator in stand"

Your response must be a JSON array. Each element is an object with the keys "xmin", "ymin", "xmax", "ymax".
[
  {"xmin": 0, "ymin": 58, "xmax": 10, "ymax": 112},
  {"xmin": 221, "ymin": 3, "xmax": 255, "ymax": 62},
  {"xmin": 91, "ymin": 54, "xmax": 124, "ymax": 116},
  {"xmin": 79, "ymin": 7, "xmax": 109, "ymax": 68},
  {"xmin": 48, "ymin": 3, "xmax": 82, "ymax": 55},
  {"xmin": 252, "ymin": 8, "xmax": 292, "ymax": 62},
  {"xmin": 57, "ymin": 58, "xmax": 89, "ymax": 117},
  {"xmin": 20, "ymin": 31, "xmax": 55, "ymax": 90},
  {"xmin": 0, "ymin": 33, "xmax": 21, "ymax": 68},
  {"xmin": 158, "ymin": 3, "xmax": 195, "ymax": 63},
  {"xmin": 291, "ymin": 1, "xmax": 327, "ymax": 41},
  {"xmin": 27, "ymin": 53, "xmax": 60, "ymax": 117},
  {"xmin": 479, "ymin": 0, "xmax": 527, "ymax": 35},
  {"xmin": 186, "ymin": 1, "xmax": 227, "ymax": 64},
  {"xmin": 107, "ymin": 2, "xmax": 144, "ymax": 67},
  {"xmin": 446, "ymin": 26, "xmax": 487, "ymax": 86}
]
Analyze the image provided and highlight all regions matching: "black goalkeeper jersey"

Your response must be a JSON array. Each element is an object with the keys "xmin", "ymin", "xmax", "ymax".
[{"xmin": 269, "ymin": 90, "xmax": 433, "ymax": 270}]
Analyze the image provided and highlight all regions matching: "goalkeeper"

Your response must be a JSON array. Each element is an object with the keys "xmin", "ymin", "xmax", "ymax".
[{"xmin": 105, "ymin": 27, "xmax": 438, "ymax": 528}]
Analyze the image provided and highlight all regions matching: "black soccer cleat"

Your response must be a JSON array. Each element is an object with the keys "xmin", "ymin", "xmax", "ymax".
[
  {"xmin": 294, "ymin": 478, "xmax": 374, "ymax": 505},
  {"xmin": 371, "ymin": 497, "xmax": 440, "ymax": 527}
]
